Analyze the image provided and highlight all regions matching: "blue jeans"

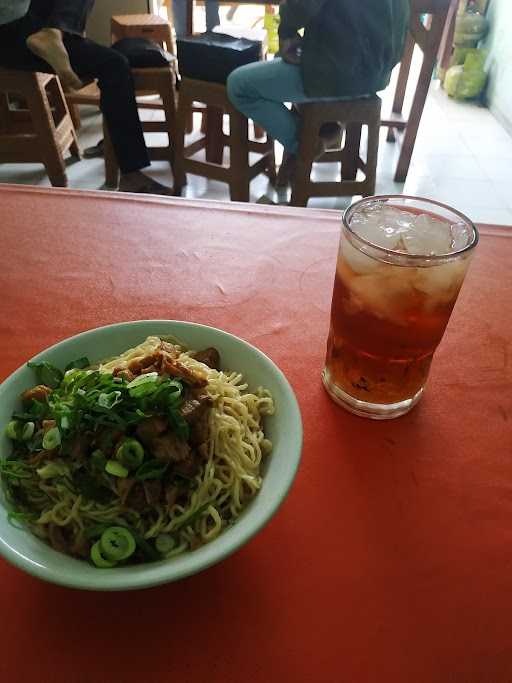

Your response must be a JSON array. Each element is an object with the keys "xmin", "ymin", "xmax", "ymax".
[
  {"xmin": 227, "ymin": 58, "xmax": 318, "ymax": 155},
  {"xmin": 172, "ymin": 0, "xmax": 220, "ymax": 36}
]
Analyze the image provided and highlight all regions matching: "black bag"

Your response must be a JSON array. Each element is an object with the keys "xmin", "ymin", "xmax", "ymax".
[
  {"xmin": 177, "ymin": 32, "xmax": 262, "ymax": 84},
  {"xmin": 112, "ymin": 37, "xmax": 176, "ymax": 68}
]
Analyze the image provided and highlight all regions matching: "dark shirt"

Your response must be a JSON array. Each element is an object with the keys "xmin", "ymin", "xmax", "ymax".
[{"xmin": 279, "ymin": 0, "xmax": 410, "ymax": 98}]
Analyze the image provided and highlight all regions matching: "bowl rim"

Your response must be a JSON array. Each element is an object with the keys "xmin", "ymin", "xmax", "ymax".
[{"xmin": 0, "ymin": 320, "xmax": 303, "ymax": 591}]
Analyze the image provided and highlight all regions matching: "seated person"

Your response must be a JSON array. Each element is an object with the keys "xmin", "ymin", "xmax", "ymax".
[
  {"xmin": 172, "ymin": 0, "xmax": 220, "ymax": 37},
  {"xmin": 227, "ymin": 0, "xmax": 410, "ymax": 185},
  {"xmin": 0, "ymin": 0, "xmax": 173, "ymax": 195}
]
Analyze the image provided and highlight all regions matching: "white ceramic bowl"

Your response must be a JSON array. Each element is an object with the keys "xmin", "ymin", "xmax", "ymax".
[{"xmin": 0, "ymin": 321, "xmax": 302, "ymax": 591}]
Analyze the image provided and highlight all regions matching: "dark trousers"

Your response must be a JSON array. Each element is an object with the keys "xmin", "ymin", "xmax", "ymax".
[{"xmin": 0, "ymin": 0, "xmax": 150, "ymax": 174}]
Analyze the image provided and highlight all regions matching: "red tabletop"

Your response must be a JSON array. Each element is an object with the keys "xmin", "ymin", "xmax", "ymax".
[{"xmin": 1, "ymin": 184, "xmax": 511, "ymax": 683}]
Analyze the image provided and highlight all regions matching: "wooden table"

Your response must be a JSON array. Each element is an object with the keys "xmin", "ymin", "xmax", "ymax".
[{"xmin": 1, "ymin": 185, "xmax": 512, "ymax": 682}]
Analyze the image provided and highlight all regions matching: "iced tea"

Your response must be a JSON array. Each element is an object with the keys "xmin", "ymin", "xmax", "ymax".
[{"xmin": 322, "ymin": 197, "xmax": 478, "ymax": 419}]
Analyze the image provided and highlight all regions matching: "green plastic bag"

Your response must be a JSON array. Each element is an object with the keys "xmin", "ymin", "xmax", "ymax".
[{"xmin": 445, "ymin": 48, "xmax": 487, "ymax": 99}]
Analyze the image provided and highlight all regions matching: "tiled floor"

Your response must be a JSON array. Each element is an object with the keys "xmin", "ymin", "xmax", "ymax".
[{"xmin": 1, "ymin": 22, "xmax": 512, "ymax": 225}]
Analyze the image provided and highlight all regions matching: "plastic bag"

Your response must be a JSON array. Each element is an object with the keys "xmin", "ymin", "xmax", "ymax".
[{"xmin": 444, "ymin": 48, "xmax": 487, "ymax": 100}]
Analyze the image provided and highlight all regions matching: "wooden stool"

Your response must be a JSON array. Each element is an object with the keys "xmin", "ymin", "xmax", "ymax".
[
  {"xmin": 0, "ymin": 68, "xmax": 80, "ymax": 187},
  {"xmin": 290, "ymin": 96, "xmax": 381, "ymax": 208},
  {"xmin": 102, "ymin": 66, "xmax": 181, "ymax": 189},
  {"xmin": 111, "ymin": 14, "xmax": 174, "ymax": 54},
  {"xmin": 174, "ymin": 78, "xmax": 276, "ymax": 202}
]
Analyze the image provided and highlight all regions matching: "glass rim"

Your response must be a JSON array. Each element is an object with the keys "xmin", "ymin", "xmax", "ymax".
[{"xmin": 342, "ymin": 195, "xmax": 479, "ymax": 261}]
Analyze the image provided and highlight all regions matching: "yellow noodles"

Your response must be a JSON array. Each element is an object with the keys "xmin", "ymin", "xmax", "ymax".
[{"xmin": 29, "ymin": 336, "xmax": 274, "ymax": 559}]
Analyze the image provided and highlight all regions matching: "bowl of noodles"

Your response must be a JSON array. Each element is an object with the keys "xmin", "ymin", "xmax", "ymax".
[{"xmin": 0, "ymin": 320, "xmax": 302, "ymax": 590}]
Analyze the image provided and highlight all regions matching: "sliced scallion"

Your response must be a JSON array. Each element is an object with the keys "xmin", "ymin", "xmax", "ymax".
[
  {"xmin": 42, "ymin": 426, "xmax": 61, "ymax": 451},
  {"xmin": 105, "ymin": 459, "xmax": 128, "ymax": 478},
  {"xmin": 100, "ymin": 526, "xmax": 136, "ymax": 562},
  {"xmin": 116, "ymin": 438, "xmax": 144, "ymax": 470},
  {"xmin": 21, "ymin": 422, "xmax": 35, "ymax": 441},
  {"xmin": 91, "ymin": 540, "xmax": 117, "ymax": 568},
  {"xmin": 5, "ymin": 421, "xmax": 20, "ymax": 440},
  {"xmin": 126, "ymin": 373, "xmax": 160, "ymax": 398}
]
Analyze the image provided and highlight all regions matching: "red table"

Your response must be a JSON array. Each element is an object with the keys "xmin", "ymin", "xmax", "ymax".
[{"xmin": 1, "ymin": 185, "xmax": 512, "ymax": 683}]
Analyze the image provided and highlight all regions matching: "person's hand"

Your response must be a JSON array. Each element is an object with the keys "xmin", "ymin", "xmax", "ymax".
[{"xmin": 279, "ymin": 36, "xmax": 302, "ymax": 65}]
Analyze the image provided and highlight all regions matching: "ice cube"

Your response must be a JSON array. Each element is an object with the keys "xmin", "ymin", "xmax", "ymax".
[
  {"xmin": 450, "ymin": 222, "xmax": 471, "ymax": 252},
  {"xmin": 402, "ymin": 214, "xmax": 453, "ymax": 256},
  {"xmin": 414, "ymin": 260, "xmax": 468, "ymax": 304},
  {"xmin": 352, "ymin": 206, "xmax": 419, "ymax": 252},
  {"xmin": 348, "ymin": 270, "xmax": 414, "ymax": 324},
  {"xmin": 341, "ymin": 239, "xmax": 381, "ymax": 274}
]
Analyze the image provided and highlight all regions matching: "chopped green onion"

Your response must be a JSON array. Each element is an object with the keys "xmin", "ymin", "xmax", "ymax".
[
  {"xmin": 127, "ymin": 373, "xmax": 160, "ymax": 398},
  {"xmin": 5, "ymin": 421, "xmax": 20, "ymax": 440},
  {"xmin": 155, "ymin": 533, "xmax": 175, "ymax": 555},
  {"xmin": 98, "ymin": 391, "xmax": 122, "ymax": 409},
  {"xmin": 134, "ymin": 459, "xmax": 168, "ymax": 481},
  {"xmin": 42, "ymin": 426, "xmax": 61, "ymax": 450},
  {"xmin": 64, "ymin": 357, "xmax": 90, "ymax": 371},
  {"xmin": 116, "ymin": 438, "xmax": 144, "ymax": 470},
  {"xmin": 27, "ymin": 361, "xmax": 63, "ymax": 389},
  {"xmin": 100, "ymin": 526, "xmax": 136, "ymax": 562},
  {"xmin": 21, "ymin": 422, "xmax": 35, "ymax": 441},
  {"xmin": 91, "ymin": 540, "xmax": 117, "ymax": 568},
  {"xmin": 36, "ymin": 461, "xmax": 69, "ymax": 480},
  {"xmin": 105, "ymin": 459, "xmax": 128, "ymax": 478}
]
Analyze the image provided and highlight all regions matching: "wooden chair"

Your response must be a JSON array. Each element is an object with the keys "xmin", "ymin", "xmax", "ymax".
[
  {"xmin": 0, "ymin": 68, "xmax": 80, "ymax": 187},
  {"xmin": 173, "ymin": 77, "xmax": 275, "ymax": 202},
  {"xmin": 290, "ymin": 96, "xmax": 381, "ymax": 208},
  {"xmin": 381, "ymin": 0, "xmax": 453, "ymax": 182},
  {"xmin": 111, "ymin": 13, "xmax": 175, "ymax": 54}
]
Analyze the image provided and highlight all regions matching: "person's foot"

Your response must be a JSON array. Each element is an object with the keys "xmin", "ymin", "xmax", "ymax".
[
  {"xmin": 275, "ymin": 152, "xmax": 297, "ymax": 189},
  {"xmin": 26, "ymin": 28, "xmax": 83, "ymax": 91},
  {"xmin": 119, "ymin": 171, "xmax": 174, "ymax": 196},
  {"xmin": 317, "ymin": 122, "xmax": 343, "ymax": 157},
  {"xmin": 83, "ymin": 139, "xmax": 104, "ymax": 159}
]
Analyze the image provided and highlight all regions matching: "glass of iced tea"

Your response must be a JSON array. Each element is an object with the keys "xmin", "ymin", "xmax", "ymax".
[{"xmin": 322, "ymin": 195, "xmax": 479, "ymax": 419}]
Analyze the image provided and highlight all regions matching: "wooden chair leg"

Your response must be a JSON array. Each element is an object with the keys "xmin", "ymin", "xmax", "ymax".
[
  {"xmin": 205, "ymin": 105, "xmax": 225, "ymax": 165},
  {"xmin": 26, "ymin": 76, "xmax": 67, "ymax": 187},
  {"xmin": 161, "ymin": 80, "xmax": 177, "ymax": 165},
  {"xmin": 386, "ymin": 32, "xmax": 415, "ymax": 143},
  {"xmin": 265, "ymin": 138, "xmax": 277, "ymax": 184},
  {"xmin": 290, "ymin": 109, "xmax": 319, "ymax": 208},
  {"xmin": 229, "ymin": 113, "xmax": 250, "ymax": 202},
  {"xmin": 365, "ymin": 118, "xmax": 381, "ymax": 197},
  {"xmin": 186, "ymin": 109, "xmax": 194, "ymax": 134},
  {"xmin": 342, "ymin": 123, "xmax": 362, "ymax": 181},
  {"xmin": 394, "ymin": 13, "xmax": 446, "ymax": 182},
  {"xmin": 103, "ymin": 120, "xmax": 119, "ymax": 189},
  {"xmin": 173, "ymin": 92, "xmax": 192, "ymax": 194},
  {"xmin": 68, "ymin": 102, "xmax": 81, "ymax": 130},
  {"xmin": 47, "ymin": 77, "xmax": 81, "ymax": 159}
]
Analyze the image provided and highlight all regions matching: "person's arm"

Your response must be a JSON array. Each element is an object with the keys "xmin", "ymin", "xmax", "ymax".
[{"xmin": 278, "ymin": 0, "xmax": 329, "ymax": 39}]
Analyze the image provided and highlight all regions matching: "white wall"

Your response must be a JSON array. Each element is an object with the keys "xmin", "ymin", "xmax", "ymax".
[{"xmin": 485, "ymin": 0, "xmax": 512, "ymax": 134}]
